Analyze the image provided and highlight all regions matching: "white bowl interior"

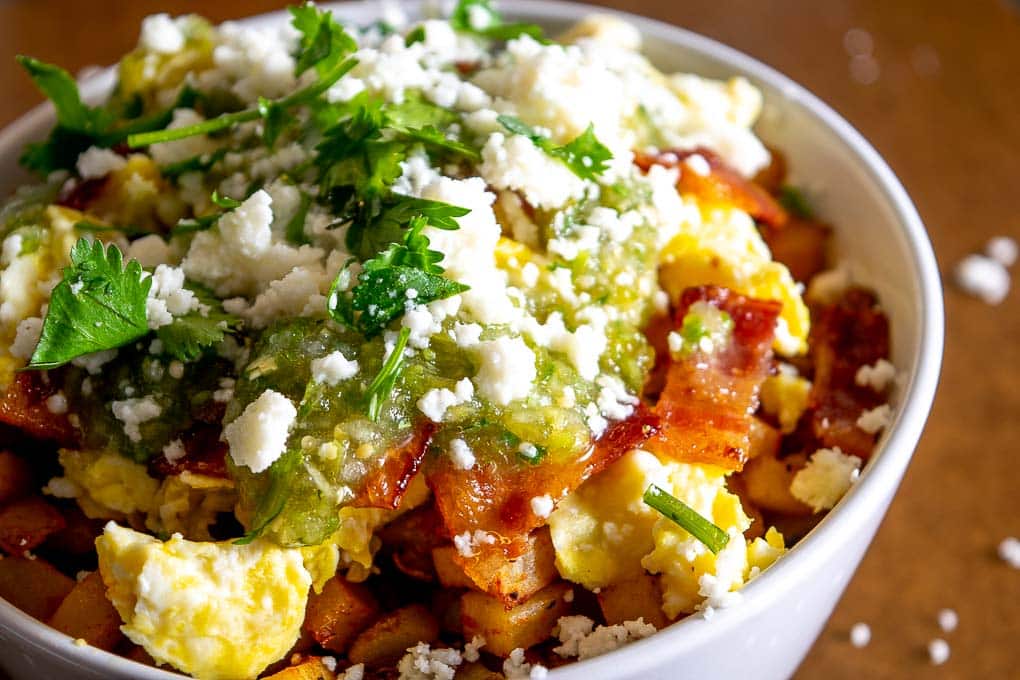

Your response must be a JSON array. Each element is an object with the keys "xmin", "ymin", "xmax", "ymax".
[{"xmin": 0, "ymin": 2, "xmax": 943, "ymax": 679}]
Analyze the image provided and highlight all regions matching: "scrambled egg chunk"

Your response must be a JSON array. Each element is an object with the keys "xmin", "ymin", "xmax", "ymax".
[
  {"xmin": 551, "ymin": 449, "xmax": 786, "ymax": 618},
  {"xmin": 97, "ymin": 523, "xmax": 312, "ymax": 680},
  {"xmin": 659, "ymin": 206, "xmax": 809, "ymax": 355}
]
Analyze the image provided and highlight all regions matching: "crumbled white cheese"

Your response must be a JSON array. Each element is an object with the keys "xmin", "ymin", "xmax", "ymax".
[
  {"xmin": 146, "ymin": 264, "xmax": 202, "ymax": 330},
  {"xmin": 311, "ymin": 350, "xmax": 360, "ymax": 386},
  {"xmin": 927, "ymin": 638, "xmax": 950, "ymax": 666},
  {"xmin": 139, "ymin": 13, "xmax": 186, "ymax": 54},
  {"xmin": 937, "ymin": 609, "xmax": 958, "ymax": 633},
  {"xmin": 340, "ymin": 663, "xmax": 364, "ymax": 680},
  {"xmin": 45, "ymin": 392, "xmax": 68, "ymax": 415},
  {"xmin": 42, "ymin": 476, "xmax": 80, "ymax": 499},
  {"xmin": 553, "ymin": 615, "xmax": 657, "ymax": 661},
  {"xmin": 76, "ymin": 147, "xmax": 127, "ymax": 179},
  {"xmin": 954, "ymin": 254, "xmax": 1010, "ymax": 305},
  {"xmin": 806, "ymin": 266, "xmax": 851, "ymax": 305},
  {"xmin": 472, "ymin": 336, "xmax": 536, "ymax": 406},
  {"xmin": 462, "ymin": 636, "xmax": 485, "ymax": 663},
  {"xmin": 683, "ymin": 153, "xmax": 711, "ymax": 177},
  {"xmin": 396, "ymin": 642, "xmax": 462, "ymax": 680},
  {"xmin": 998, "ymin": 536, "xmax": 1020, "ymax": 568},
  {"xmin": 10, "ymin": 316, "xmax": 43, "ymax": 359},
  {"xmin": 111, "ymin": 396, "xmax": 162, "ymax": 443},
  {"xmin": 986, "ymin": 236, "xmax": 1018, "ymax": 267},
  {"xmin": 417, "ymin": 378, "xmax": 474, "ymax": 422},
  {"xmin": 448, "ymin": 438, "xmax": 476, "ymax": 471},
  {"xmin": 502, "ymin": 648, "xmax": 548, "ymax": 680},
  {"xmin": 453, "ymin": 529, "xmax": 496, "ymax": 558},
  {"xmin": 452, "ymin": 322, "xmax": 483, "ymax": 348},
  {"xmin": 530, "ymin": 495, "xmax": 554, "ymax": 518},
  {"xmin": 163, "ymin": 439, "xmax": 186, "ymax": 463},
  {"xmin": 127, "ymin": 235, "xmax": 173, "ymax": 269},
  {"xmin": 855, "ymin": 359, "xmax": 896, "ymax": 392},
  {"xmin": 222, "ymin": 389, "xmax": 297, "ymax": 473},
  {"xmin": 149, "ymin": 109, "xmax": 220, "ymax": 166},
  {"xmin": 850, "ymin": 622, "xmax": 871, "ymax": 648},
  {"xmin": 790, "ymin": 447, "xmax": 862, "ymax": 512},
  {"xmin": 479, "ymin": 132, "xmax": 589, "ymax": 210},
  {"xmin": 71, "ymin": 349, "xmax": 118, "ymax": 375},
  {"xmin": 595, "ymin": 374, "xmax": 638, "ymax": 422},
  {"xmin": 856, "ymin": 404, "xmax": 893, "ymax": 434}
]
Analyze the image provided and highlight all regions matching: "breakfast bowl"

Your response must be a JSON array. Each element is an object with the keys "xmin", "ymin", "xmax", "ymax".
[{"xmin": 0, "ymin": 1, "xmax": 942, "ymax": 679}]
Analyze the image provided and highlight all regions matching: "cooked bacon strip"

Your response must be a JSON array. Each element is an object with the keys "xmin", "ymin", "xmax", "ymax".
[
  {"xmin": 351, "ymin": 423, "xmax": 435, "ymax": 510},
  {"xmin": 0, "ymin": 374, "xmax": 76, "ymax": 444},
  {"xmin": 646, "ymin": 286, "xmax": 780, "ymax": 471},
  {"xmin": 634, "ymin": 147, "xmax": 789, "ymax": 228},
  {"xmin": 427, "ymin": 407, "xmax": 659, "ymax": 596},
  {"xmin": 57, "ymin": 177, "xmax": 109, "ymax": 212},
  {"xmin": 807, "ymin": 288, "xmax": 890, "ymax": 459},
  {"xmin": 148, "ymin": 424, "xmax": 230, "ymax": 479}
]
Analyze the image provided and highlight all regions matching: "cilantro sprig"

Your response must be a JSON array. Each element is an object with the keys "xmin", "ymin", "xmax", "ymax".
[
  {"xmin": 290, "ymin": 2, "xmax": 358, "ymax": 78},
  {"xmin": 328, "ymin": 215, "xmax": 468, "ymax": 337},
  {"xmin": 450, "ymin": 0, "xmax": 545, "ymax": 42},
  {"xmin": 497, "ymin": 115, "xmax": 613, "ymax": 181},
  {"xmin": 156, "ymin": 284, "xmax": 240, "ymax": 361},
  {"xmin": 27, "ymin": 239, "xmax": 151, "ymax": 369},
  {"xmin": 643, "ymin": 484, "xmax": 730, "ymax": 554},
  {"xmin": 364, "ymin": 327, "xmax": 411, "ymax": 421}
]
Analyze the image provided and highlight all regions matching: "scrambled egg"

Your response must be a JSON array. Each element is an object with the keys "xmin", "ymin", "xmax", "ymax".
[
  {"xmin": 659, "ymin": 206, "xmax": 810, "ymax": 355},
  {"xmin": 97, "ymin": 522, "xmax": 312, "ymax": 680},
  {"xmin": 760, "ymin": 371, "xmax": 812, "ymax": 433},
  {"xmin": 551, "ymin": 449, "xmax": 786, "ymax": 619},
  {"xmin": 57, "ymin": 449, "xmax": 160, "ymax": 519}
]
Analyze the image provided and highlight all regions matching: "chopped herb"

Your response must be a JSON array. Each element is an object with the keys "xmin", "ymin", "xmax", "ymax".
[
  {"xmin": 284, "ymin": 190, "xmax": 313, "ymax": 245},
  {"xmin": 516, "ymin": 441, "xmax": 547, "ymax": 465},
  {"xmin": 27, "ymin": 239, "xmax": 150, "ymax": 369},
  {"xmin": 405, "ymin": 25, "xmax": 426, "ymax": 46},
  {"xmin": 364, "ymin": 326, "xmax": 411, "ymax": 421},
  {"xmin": 210, "ymin": 190, "xmax": 242, "ymax": 209},
  {"xmin": 344, "ymin": 194, "xmax": 470, "ymax": 262},
  {"xmin": 159, "ymin": 147, "xmax": 229, "ymax": 178},
  {"xmin": 155, "ymin": 285, "xmax": 240, "ymax": 361},
  {"xmin": 498, "ymin": 115, "xmax": 612, "ymax": 181},
  {"xmin": 670, "ymin": 303, "xmax": 734, "ymax": 356},
  {"xmin": 234, "ymin": 448, "xmax": 300, "ymax": 544},
  {"xmin": 289, "ymin": 2, "xmax": 358, "ymax": 77},
  {"xmin": 450, "ymin": 0, "xmax": 545, "ymax": 42},
  {"xmin": 643, "ymin": 484, "xmax": 730, "ymax": 554},
  {"xmin": 172, "ymin": 190, "xmax": 244, "ymax": 234},
  {"xmin": 777, "ymin": 186, "xmax": 813, "ymax": 219},
  {"xmin": 329, "ymin": 215, "xmax": 469, "ymax": 337}
]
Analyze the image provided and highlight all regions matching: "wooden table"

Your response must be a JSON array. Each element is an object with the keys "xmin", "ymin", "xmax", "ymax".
[{"xmin": 1, "ymin": 1, "xmax": 1017, "ymax": 678}]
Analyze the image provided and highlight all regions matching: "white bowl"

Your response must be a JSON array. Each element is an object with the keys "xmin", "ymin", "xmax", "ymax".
[{"xmin": 0, "ymin": 2, "xmax": 943, "ymax": 679}]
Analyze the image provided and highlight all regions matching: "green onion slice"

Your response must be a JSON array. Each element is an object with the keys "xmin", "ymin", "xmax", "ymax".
[{"xmin": 643, "ymin": 483, "xmax": 730, "ymax": 554}]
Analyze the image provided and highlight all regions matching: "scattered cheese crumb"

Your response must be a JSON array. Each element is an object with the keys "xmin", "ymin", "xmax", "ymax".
[
  {"xmin": 76, "ymin": 147, "xmax": 127, "ymax": 180},
  {"xmin": 395, "ymin": 642, "xmax": 462, "ymax": 679},
  {"xmin": 986, "ymin": 236, "xmax": 1018, "ymax": 267},
  {"xmin": 849, "ymin": 622, "xmax": 871, "ymax": 648},
  {"xmin": 448, "ymin": 438, "xmax": 476, "ymax": 470},
  {"xmin": 997, "ymin": 536, "xmax": 1020, "ymax": 568},
  {"xmin": 417, "ymin": 378, "xmax": 474, "ymax": 422},
  {"xmin": 552, "ymin": 615, "xmax": 657, "ymax": 661},
  {"xmin": 111, "ymin": 396, "xmax": 162, "ymax": 443},
  {"xmin": 856, "ymin": 404, "xmax": 893, "ymax": 434},
  {"xmin": 340, "ymin": 663, "xmax": 364, "ymax": 680},
  {"xmin": 954, "ymin": 254, "xmax": 1010, "ymax": 304},
  {"xmin": 453, "ymin": 529, "xmax": 496, "ymax": 558},
  {"xmin": 139, "ymin": 13, "xmax": 185, "ymax": 54},
  {"xmin": 310, "ymin": 350, "xmax": 360, "ymax": 386},
  {"xmin": 472, "ymin": 336, "xmax": 536, "ymax": 406},
  {"xmin": 502, "ymin": 647, "xmax": 548, "ymax": 680},
  {"xmin": 222, "ymin": 389, "xmax": 297, "ymax": 473},
  {"xmin": 790, "ymin": 447, "xmax": 862, "ymax": 512},
  {"xmin": 321, "ymin": 657, "xmax": 337, "ymax": 673},
  {"xmin": 163, "ymin": 439, "xmax": 186, "ymax": 463},
  {"xmin": 855, "ymin": 359, "xmax": 896, "ymax": 392},
  {"xmin": 927, "ymin": 638, "xmax": 950, "ymax": 665},
  {"xmin": 530, "ymin": 495, "xmax": 554, "ymax": 518},
  {"xmin": 937, "ymin": 608, "xmax": 958, "ymax": 633},
  {"xmin": 45, "ymin": 392, "xmax": 68, "ymax": 415}
]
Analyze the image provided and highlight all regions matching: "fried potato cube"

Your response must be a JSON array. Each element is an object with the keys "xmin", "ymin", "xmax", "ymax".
[
  {"xmin": 740, "ymin": 451, "xmax": 812, "ymax": 516},
  {"xmin": 432, "ymin": 545, "xmax": 475, "ymax": 590},
  {"xmin": 347, "ymin": 603, "xmax": 439, "ymax": 667},
  {"xmin": 47, "ymin": 570, "xmax": 123, "ymax": 651},
  {"xmin": 461, "ymin": 581, "xmax": 572, "ymax": 657},
  {"xmin": 597, "ymin": 573, "xmax": 669, "ymax": 628},
  {"xmin": 456, "ymin": 528, "xmax": 559, "ymax": 606},
  {"xmin": 262, "ymin": 657, "xmax": 337, "ymax": 680},
  {"xmin": 458, "ymin": 663, "xmax": 504, "ymax": 680},
  {"xmin": 303, "ymin": 575, "xmax": 380, "ymax": 654},
  {"xmin": 0, "ymin": 496, "xmax": 67, "ymax": 554},
  {"xmin": 0, "ymin": 555, "xmax": 75, "ymax": 620},
  {"xmin": 0, "ymin": 451, "xmax": 32, "ymax": 505},
  {"xmin": 44, "ymin": 505, "xmax": 101, "ymax": 555}
]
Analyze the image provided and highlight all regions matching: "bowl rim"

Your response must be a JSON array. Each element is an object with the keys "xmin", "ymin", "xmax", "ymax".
[{"xmin": 0, "ymin": 1, "xmax": 944, "ymax": 678}]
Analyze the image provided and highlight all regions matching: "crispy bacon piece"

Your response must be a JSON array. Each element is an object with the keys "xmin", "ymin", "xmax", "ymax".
[
  {"xmin": 148, "ymin": 423, "xmax": 230, "ymax": 479},
  {"xmin": 634, "ymin": 147, "xmax": 789, "ymax": 227},
  {"xmin": 352, "ymin": 424, "xmax": 435, "ymax": 510},
  {"xmin": 428, "ymin": 407, "xmax": 659, "ymax": 570},
  {"xmin": 0, "ymin": 373, "xmax": 76, "ymax": 444},
  {"xmin": 57, "ymin": 177, "xmax": 109, "ymax": 212},
  {"xmin": 807, "ymin": 288, "xmax": 890, "ymax": 459},
  {"xmin": 646, "ymin": 286, "xmax": 780, "ymax": 471}
]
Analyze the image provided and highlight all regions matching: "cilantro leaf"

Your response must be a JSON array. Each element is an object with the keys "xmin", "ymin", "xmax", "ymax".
[
  {"xmin": 16, "ymin": 56, "xmax": 114, "ymax": 174},
  {"xmin": 344, "ymin": 195, "xmax": 470, "ymax": 262},
  {"xmin": 285, "ymin": 190, "xmax": 313, "ymax": 245},
  {"xmin": 290, "ymin": 2, "xmax": 358, "ymax": 77},
  {"xmin": 155, "ymin": 284, "xmax": 240, "ymax": 361},
  {"xmin": 498, "ymin": 115, "xmax": 613, "ymax": 181},
  {"xmin": 329, "ymin": 216, "xmax": 469, "ymax": 337},
  {"xmin": 450, "ymin": 0, "xmax": 545, "ymax": 42},
  {"xmin": 27, "ymin": 239, "xmax": 151, "ymax": 369},
  {"xmin": 172, "ymin": 190, "xmax": 244, "ymax": 235}
]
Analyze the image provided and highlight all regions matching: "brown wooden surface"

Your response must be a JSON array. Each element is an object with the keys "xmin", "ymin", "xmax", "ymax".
[{"xmin": 0, "ymin": 1, "xmax": 1018, "ymax": 678}]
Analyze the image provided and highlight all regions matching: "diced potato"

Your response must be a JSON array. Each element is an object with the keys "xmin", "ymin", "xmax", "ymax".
[
  {"xmin": 44, "ymin": 505, "xmax": 101, "ymax": 555},
  {"xmin": 0, "ymin": 451, "xmax": 32, "ymax": 505},
  {"xmin": 48, "ymin": 571, "xmax": 123, "ymax": 651},
  {"xmin": 432, "ymin": 587, "xmax": 464, "ymax": 634},
  {"xmin": 431, "ymin": 545, "xmax": 475, "ymax": 590},
  {"xmin": 262, "ymin": 657, "xmax": 337, "ymax": 680},
  {"xmin": 740, "ymin": 451, "xmax": 812, "ymax": 516},
  {"xmin": 597, "ymin": 573, "xmax": 669, "ymax": 628},
  {"xmin": 457, "ymin": 528, "xmax": 559, "ymax": 606},
  {"xmin": 0, "ymin": 555, "xmax": 75, "ymax": 620},
  {"xmin": 303, "ymin": 575, "xmax": 380, "ymax": 654},
  {"xmin": 747, "ymin": 418, "xmax": 781, "ymax": 461},
  {"xmin": 461, "ymin": 581, "xmax": 572, "ymax": 657},
  {"xmin": 0, "ymin": 496, "xmax": 66, "ymax": 554},
  {"xmin": 347, "ymin": 603, "xmax": 439, "ymax": 667}
]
